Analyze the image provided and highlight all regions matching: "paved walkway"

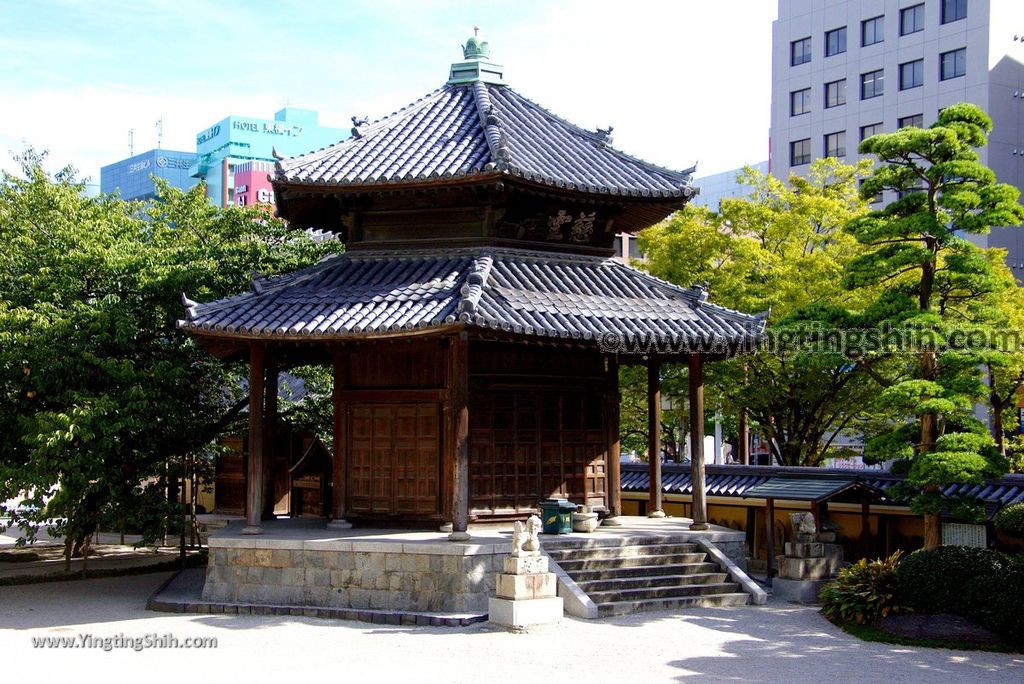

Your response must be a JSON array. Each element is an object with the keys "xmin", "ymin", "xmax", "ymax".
[{"xmin": 1, "ymin": 572, "xmax": 1021, "ymax": 682}]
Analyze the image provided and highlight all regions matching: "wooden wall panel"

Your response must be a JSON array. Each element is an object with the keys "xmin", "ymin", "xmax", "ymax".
[{"xmin": 469, "ymin": 386, "xmax": 609, "ymax": 515}]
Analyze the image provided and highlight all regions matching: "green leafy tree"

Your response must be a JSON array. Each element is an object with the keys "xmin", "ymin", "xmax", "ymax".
[
  {"xmin": 0, "ymin": 150, "xmax": 340, "ymax": 559},
  {"xmin": 638, "ymin": 158, "xmax": 883, "ymax": 466},
  {"xmin": 846, "ymin": 103, "xmax": 1024, "ymax": 549}
]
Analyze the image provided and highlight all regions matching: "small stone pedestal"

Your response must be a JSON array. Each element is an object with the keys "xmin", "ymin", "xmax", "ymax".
[
  {"xmin": 772, "ymin": 533, "xmax": 844, "ymax": 604},
  {"xmin": 488, "ymin": 516, "xmax": 563, "ymax": 630}
]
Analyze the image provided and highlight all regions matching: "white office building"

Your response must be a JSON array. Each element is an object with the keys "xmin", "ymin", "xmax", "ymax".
[{"xmin": 770, "ymin": 0, "xmax": 1024, "ymax": 275}]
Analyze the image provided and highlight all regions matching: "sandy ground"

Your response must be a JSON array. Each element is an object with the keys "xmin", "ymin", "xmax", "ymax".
[{"xmin": 1, "ymin": 571, "xmax": 1021, "ymax": 683}]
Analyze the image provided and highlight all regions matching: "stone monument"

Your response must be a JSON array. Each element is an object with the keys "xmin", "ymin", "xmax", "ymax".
[
  {"xmin": 488, "ymin": 515, "xmax": 564, "ymax": 629},
  {"xmin": 772, "ymin": 512, "xmax": 845, "ymax": 604}
]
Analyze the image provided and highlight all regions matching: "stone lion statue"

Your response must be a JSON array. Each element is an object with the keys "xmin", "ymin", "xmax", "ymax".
[{"xmin": 511, "ymin": 515, "xmax": 543, "ymax": 557}]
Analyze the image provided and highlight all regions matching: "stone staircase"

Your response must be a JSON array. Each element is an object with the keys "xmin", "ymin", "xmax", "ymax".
[{"xmin": 545, "ymin": 537, "xmax": 751, "ymax": 616}]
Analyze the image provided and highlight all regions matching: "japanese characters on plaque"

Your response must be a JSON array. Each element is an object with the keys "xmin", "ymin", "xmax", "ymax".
[{"xmin": 546, "ymin": 209, "xmax": 596, "ymax": 243}]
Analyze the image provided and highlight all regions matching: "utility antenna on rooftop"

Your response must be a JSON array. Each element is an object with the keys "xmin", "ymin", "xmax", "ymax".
[
  {"xmin": 128, "ymin": 128, "xmax": 134, "ymax": 156},
  {"xmin": 155, "ymin": 117, "xmax": 164, "ymax": 149}
]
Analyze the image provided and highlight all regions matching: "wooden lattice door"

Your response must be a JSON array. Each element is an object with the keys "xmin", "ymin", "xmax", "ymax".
[{"xmin": 348, "ymin": 403, "xmax": 440, "ymax": 517}]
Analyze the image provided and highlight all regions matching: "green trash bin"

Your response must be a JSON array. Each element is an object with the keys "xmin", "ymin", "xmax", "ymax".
[{"xmin": 539, "ymin": 499, "xmax": 577, "ymax": 534}]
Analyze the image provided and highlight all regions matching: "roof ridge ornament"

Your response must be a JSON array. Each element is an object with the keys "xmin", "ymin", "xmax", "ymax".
[{"xmin": 448, "ymin": 29, "xmax": 505, "ymax": 85}]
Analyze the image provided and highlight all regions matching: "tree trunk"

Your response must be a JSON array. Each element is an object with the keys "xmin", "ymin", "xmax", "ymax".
[{"xmin": 988, "ymin": 369, "xmax": 1006, "ymax": 457}]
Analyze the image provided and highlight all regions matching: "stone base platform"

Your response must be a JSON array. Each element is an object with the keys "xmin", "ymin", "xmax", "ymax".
[
  {"xmin": 150, "ymin": 568, "xmax": 487, "ymax": 627},
  {"xmin": 772, "ymin": 577, "xmax": 829, "ymax": 604},
  {"xmin": 202, "ymin": 518, "xmax": 508, "ymax": 617},
  {"xmin": 178, "ymin": 516, "xmax": 751, "ymax": 625}
]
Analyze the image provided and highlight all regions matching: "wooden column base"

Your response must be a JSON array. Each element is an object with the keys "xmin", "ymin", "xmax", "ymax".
[
  {"xmin": 601, "ymin": 516, "xmax": 624, "ymax": 527},
  {"xmin": 241, "ymin": 525, "xmax": 264, "ymax": 535},
  {"xmin": 448, "ymin": 531, "xmax": 471, "ymax": 542},
  {"xmin": 326, "ymin": 519, "xmax": 353, "ymax": 530},
  {"xmin": 647, "ymin": 510, "xmax": 666, "ymax": 519},
  {"xmin": 689, "ymin": 521, "xmax": 710, "ymax": 531}
]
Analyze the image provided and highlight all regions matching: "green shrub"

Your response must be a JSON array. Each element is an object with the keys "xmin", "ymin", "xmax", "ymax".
[
  {"xmin": 983, "ymin": 562, "xmax": 1024, "ymax": 644},
  {"xmin": 820, "ymin": 551, "xmax": 904, "ymax": 625},
  {"xmin": 895, "ymin": 546, "xmax": 1008, "ymax": 617},
  {"xmin": 994, "ymin": 503, "xmax": 1024, "ymax": 538}
]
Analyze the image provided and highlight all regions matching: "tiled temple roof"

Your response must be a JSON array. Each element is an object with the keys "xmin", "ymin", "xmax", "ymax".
[
  {"xmin": 178, "ymin": 248, "xmax": 765, "ymax": 348},
  {"xmin": 620, "ymin": 463, "xmax": 1024, "ymax": 516},
  {"xmin": 274, "ymin": 82, "xmax": 696, "ymax": 199}
]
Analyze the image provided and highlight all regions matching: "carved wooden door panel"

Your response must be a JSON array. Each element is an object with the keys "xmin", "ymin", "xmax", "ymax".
[{"xmin": 348, "ymin": 403, "xmax": 440, "ymax": 517}]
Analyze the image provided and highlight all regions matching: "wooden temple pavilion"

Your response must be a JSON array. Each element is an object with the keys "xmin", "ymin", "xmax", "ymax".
[{"xmin": 178, "ymin": 36, "xmax": 766, "ymax": 540}]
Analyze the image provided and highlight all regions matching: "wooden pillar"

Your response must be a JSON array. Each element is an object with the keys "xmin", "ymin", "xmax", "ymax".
[
  {"xmin": 689, "ymin": 353, "xmax": 709, "ymax": 530},
  {"xmin": 242, "ymin": 343, "xmax": 265, "ymax": 534},
  {"xmin": 745, "ymin": 506, "xmax": 757, "ymax": 555},
  {"xmin": 604, "ymin": 355, "xmax": 623, "ymax": 525},
  {"xmin": 765, "ymin": 497, "xmax": 776, "ymax": 579},
  {"xmin": 647, "ymin": 357, "xmax": 664, "ymax": 518},
  {"xmin": 738, "ymin": 410, "xmax": 750, "ymax": 465},
  {"xmin": 327, "ymin": 347, "xmax": 352, "ymax": 529},
  {"xmin": 859, "ymin": 496, "xmax": 871, "ymax": 559},
  {"xmin": 449, "ymin": 333, "xmax": 471, "ymax": 541},
  {"xmin": 738, "ymin": 363, "xmax": 750, "ymax": 465},
  {"xmin": 262, "ymin": 361, "xmax": 278, "ymax": 520}
]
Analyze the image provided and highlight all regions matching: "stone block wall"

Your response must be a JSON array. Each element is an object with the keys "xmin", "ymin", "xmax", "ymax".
[{"xmin": 203, "ymin": 543, "xmax": 505, "ymax": 614}]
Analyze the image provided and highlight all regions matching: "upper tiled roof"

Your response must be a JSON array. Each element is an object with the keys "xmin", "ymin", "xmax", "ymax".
[
  {"xmin": 274, "ymin": 82, "xmax": 696, "ymax": 199},
  {"xmin": 178, "ymin": 247, "xmax": 764, "ymax": 350}
]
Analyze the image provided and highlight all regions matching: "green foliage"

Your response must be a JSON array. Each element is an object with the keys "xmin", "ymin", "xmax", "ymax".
[
  {"xmin": 0, "ymin": 149, "xmax": 341, "ymax": 553},
  {"xmin": 637, "ymin": 158, "xmax": 881, "ymax": 466},
  {"xmin": 896, "ymin": 545, "xmax": 1024, "ymax": 644},
  {"xmin": 845, "ymin": 104, "xmax": 1023, "ymax": 529},
  {"xmin": 896, "ymin": 546, "xmax": 1007, "ymax": 616},
  {"xmin": 994, "ymin": 503, "xmax": 1024, "ymax": 538},
  {"xmin": 819, "ymin": 551, "xmax": 905, "ymax": 625}
]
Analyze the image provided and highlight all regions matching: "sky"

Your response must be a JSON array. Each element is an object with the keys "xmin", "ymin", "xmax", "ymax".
[{"xmin": 0, "ymin": 0, "xmax": 778, "ymax": 183}]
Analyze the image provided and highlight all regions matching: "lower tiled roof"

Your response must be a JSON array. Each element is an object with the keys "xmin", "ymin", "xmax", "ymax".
[
  {"xmin": 178, "ymin": 247, "xmax": 765, "ymax": 349},
  {"xmin": 621, "ymin": 463, "xmax": 1024, "ymax": 515}
]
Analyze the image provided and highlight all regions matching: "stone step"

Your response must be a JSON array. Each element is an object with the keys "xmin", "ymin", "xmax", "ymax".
[
  {"xmin": 544, "ymin": 536, "xmax": 698, "ymax": 551},
  {"xmin": 556, "ymin": 552, "xmax": 708, "ymax": 571},
  {"xmin": 587, "ymin": 582, "xmax": 740, "ymax": 604},
  {"xmin": 565, "ymin": 562, "xmax": 720, "ymax": 582},
  {"xmin": 546, "ymin": 544, "xmax": 700, "ymax": 561},
  {"xmin": 576, "ymin": 572, "xmax": 729, "ymax": 593},
  {"xmin": 597, "ymin": 592, "xmax": 751, "ymax": 616}
]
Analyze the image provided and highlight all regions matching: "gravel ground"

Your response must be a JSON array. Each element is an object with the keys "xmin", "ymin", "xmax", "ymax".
[{"xmin": 1, "ymin": 571, "xmax": 1021, "ymax": 683}]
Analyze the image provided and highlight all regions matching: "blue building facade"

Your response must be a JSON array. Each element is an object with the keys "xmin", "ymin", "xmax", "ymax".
[
  {"xmin": 190, "ymin": 108, "xmax": 346, "ymax": 207},
  {"xmin": 100, "ymin": 149, "xmax": 197, "ymax": 201},
  {"xmin": 691, "ymin": 161, "xmax": 769, "ymax": 211}
]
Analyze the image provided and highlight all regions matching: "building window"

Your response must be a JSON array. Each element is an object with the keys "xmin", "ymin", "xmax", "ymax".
[
  {"xmin": 900, "ymin": 4, "xmax": 925, "ymax": 35},
  {"xmin": 862, "ymin": 16, "xmax": 884, "ymax": 46},
  {"xmin": 825, "ymin": 79, "xmax": 846, "ymax": 108},
  {"xmin": 791, "ymin": 36, "xmax": 812, "ymax": 66},
  {"xmin": 824, "ymin": 131, "xmax": 847, "ymax": 158},
  {"xmin": 791, "ymin": 138, "xmax": 811, "ymax": 166},
  {"xmin": 861, "ymin": 69, "xmax": 884, "ymax": 99},
  {"xmin": 898, "ymin": 114, "xmax": 924, "ymax": 129},
  {"xmin": 825, "ymin": 27, "xmax": 847, "ymax": 57},
  {"xmin": 860, "ymin": 122, "xmax": 884, "ymax": 141},
  {"xmin": 899, "ymin": 59, "xmax": 924, "ymax": 90},
  {"xmin": 942, "ymin": 0, "xmax": 967, "ymax": 24},
  {"xmin": 940, "ymin": 48, "xmax": 966, "ymax": 80},
  {"xmin": 791, "ymin": 88, "xmax": 811, "ymax": 116}
]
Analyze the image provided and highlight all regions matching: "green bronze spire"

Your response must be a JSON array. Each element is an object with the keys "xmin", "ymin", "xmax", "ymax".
[
  {"xmin": 462, "ymin": 26, "xmax": 490, "ymax": 59},
  {"xmin": 448, "ymin": 27, "xmax": 504, "ymax": 85}
]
